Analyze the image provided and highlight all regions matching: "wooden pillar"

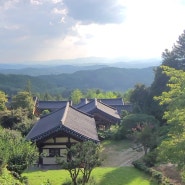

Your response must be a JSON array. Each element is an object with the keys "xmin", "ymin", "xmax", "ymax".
[{"xmin": 38, "ymin": 146, "xmax": 43, "ymax": 166}]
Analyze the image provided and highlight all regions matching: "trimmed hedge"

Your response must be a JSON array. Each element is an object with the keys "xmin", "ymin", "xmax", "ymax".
[{"xmin": 132, "ymin": 160, "xmax": 173, "ymax": 185}]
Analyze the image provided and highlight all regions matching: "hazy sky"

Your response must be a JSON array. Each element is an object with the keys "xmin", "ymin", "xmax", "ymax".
[{"xmin": 1, "ymin": 0, "xmax": 185, "ymax": 63}]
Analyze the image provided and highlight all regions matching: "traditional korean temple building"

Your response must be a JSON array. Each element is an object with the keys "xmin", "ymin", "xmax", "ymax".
[
  {"xmin": 33, "ymin": 99, "xmax": 72, "ymax": 116},
  {"xmin": 77, "ymin": 99, "xmax": 121, "ymax": 130},
  {"xmin": 26, "ymin": 102, "xmax": 99, "ymax": 165},
  {"xmin": 76, "ymin": 98, "xmax": 133, "ymax": 115}
]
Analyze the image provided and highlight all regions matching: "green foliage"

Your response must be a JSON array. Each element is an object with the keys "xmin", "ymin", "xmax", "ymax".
[
  {"xmin": 142, "ymin": 150, "xmax": 158, "ymax": 167},
  {"xmin": 155, "ymin": 66, "xmax": 185, "ymax": 170},
  {"xmin": 0, "ymin": 167, "xmax": 24, "ymax": 185},
  {"xmin": 122, "ymin": 89, "xmax": 133, "ymax": 103},
  {"xmin": 0, "ymin": 127, "xmax": 38, "ymax": 179},
  {"xmin": 111, "ymin": 124, "xmax": 127, "ymax": 140},
  {"xmin": 0, "ymin": 131, "xmax": 10, "ymax": 172},
  {"xmin": 98, "ymin": 125, "xmax": 124, "ymax": 140},
  {"xmin": 121, "ymin": 113, "xmax": 159, "ymax": 131},
  {"xmin": 11, "ymin": 91, "xmax": 34, "ymax": 118},
  {"xmin": 41, "ymin": 109, "xmax": 51, "ymax": 116},
  {"xmin": 7, "ymin": 139, "xmax": 38, "ymax": 175},
  {"xmin": 0, "ymin": 90, "xmax": 7, "ymax": 111},
  {"xmin": 57, "ymin": 141, "xmax": 101, "ymax": 185},
  {"xmin": 71, "ymin": 89, "xmax": 83, "ymax": 105},
  {"xmin": 149, "ymin": 30, "xmax": 185, "ymax": 122},
  {"xmin": 0, "ymin": 67, "xmax": 154, "ymax": 95},
  {"xmin": 133, "ymin": 123, "xmax": 159, "ymax": 155},
  {"xmin": 0, "ymin": 108, "xmax": 36, "ymax": 136},
  {"xmin": 130, "ymin": 84, "xmax": 149, "ymax": 113},
  {"xmin": 132, "ymin": 160, "xmax": 172, "ymax": 185}
]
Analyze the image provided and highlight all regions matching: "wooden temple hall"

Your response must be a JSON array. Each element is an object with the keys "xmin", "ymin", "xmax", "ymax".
[
  {"xmin": 27, "ymin": 98, "xmax": 130, "ymax": 165},
  {"xmin": 27, "ymin": 102, "xmax": 99, "ymax": 165}
]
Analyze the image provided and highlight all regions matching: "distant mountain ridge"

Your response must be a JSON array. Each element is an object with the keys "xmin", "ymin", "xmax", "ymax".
[
  {"xmin": 0, "ymin": 65, "xmax": 108, "ymax": 76},
  {"xmin": 0, "ymin": 58, "xmax": 161, "ymax": 76},
  {"xmin": 0, "ymin": 66, "xmax": 155, "ymax": 94}
]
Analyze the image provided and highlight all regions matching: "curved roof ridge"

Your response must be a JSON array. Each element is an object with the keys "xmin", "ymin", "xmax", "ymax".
[
  {"xmin": 94, "ymin": 98, "xmax": 97, "ymax": 107},
  {"xmin": 61, "ymin": 102, "xmax": 69, "ymax": 124},
  {"xmin": 70, "ymin": 105, "xmax": 94, "ymax": 118},
  {"xmin": 97, "ymin": 99, "xmax": 117, "ymax": 110}
]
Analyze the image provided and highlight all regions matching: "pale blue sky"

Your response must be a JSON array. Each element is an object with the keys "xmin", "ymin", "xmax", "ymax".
[{"xmin": 1, "ymin": 0, "xmax": 185, "ymax": 63}]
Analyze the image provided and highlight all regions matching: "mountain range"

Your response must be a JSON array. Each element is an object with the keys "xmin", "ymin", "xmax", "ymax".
[
  {"xmin": 0, "ymin": 66, "xmax": 156, "ymax": 95},
  {"xmin": 0, "ymin": 58, "xmax": 161, "ymax": 76}
]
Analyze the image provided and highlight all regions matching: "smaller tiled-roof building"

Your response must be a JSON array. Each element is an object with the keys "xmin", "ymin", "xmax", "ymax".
[
  {"xmin": 33, "ymin": 99, "xmax": 72, "ymax": 116},
  {"xmin": 27, "ymin": 102, "xmax": 99, "ymax": 165},
  {"xmin": 77, "ymin": 99, "xmax": 121, "ymax": 130},
  {"xmin": 76, "ymin": 98, "xmax": 133, "ymax": 115}
]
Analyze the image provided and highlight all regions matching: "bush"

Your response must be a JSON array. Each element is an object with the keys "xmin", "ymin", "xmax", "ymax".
[
  {"xmin": 121, "ymin": 114, "xmax": 159, "ymax": 130},
  {"xmin": 132, "ymin": 160, "xmax": 173, "ymax": 185},
  {"xmin": 143, "ymin": 150, "xmax": 158, "ymax": 167},
  {"xmin": 98, "ymin": 125, "xmax": 127, "ymax": 140}
]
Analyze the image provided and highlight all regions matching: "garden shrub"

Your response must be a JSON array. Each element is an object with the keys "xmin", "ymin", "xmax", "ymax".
[
  {"xmin": 143, "ymin": 150, "xmax": 158, "ymax": 167},
  {"xmin": 121, "ymin": 114, "xmax": 159, "ymax": 130},
  {"xmin": 132, "ymin": 160, "xmax": 173, "ymax": 185}
]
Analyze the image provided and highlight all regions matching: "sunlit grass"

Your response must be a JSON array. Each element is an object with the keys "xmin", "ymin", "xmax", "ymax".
[{"xmin": 23, "ymin": 167, "xmax": 157, "ymax": 185}]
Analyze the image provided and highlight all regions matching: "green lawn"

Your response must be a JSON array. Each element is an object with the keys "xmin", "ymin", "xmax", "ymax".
[{"xmin": 23, "ymin": 167, "xmax": 157, "ymax": 185}]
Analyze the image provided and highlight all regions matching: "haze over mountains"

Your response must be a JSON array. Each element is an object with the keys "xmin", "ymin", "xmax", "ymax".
[
  {"xmin": 0, "ymin": 58, "xmax": 161, "ymax": 76},
  {"xmin": 0, "ymin": 58, "xmax": 161, "ymax": 94}
]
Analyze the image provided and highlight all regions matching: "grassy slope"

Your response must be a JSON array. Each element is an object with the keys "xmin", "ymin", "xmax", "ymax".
[
  {"xmin": 23, "ymin": 140, "xmax": 156, "ymax": 185},
  {"xmin": 0, "ymin": 168, "xmax": 23, "ymax": 185},
  {"xmin": 23, "ymin": 167, "xmax": 157, "ymax": 185}
]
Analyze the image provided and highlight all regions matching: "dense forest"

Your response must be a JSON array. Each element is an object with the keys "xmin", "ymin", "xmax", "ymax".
[{"xmin": 0, "ymin": 67, "xmax": 154, "ymax": 96}]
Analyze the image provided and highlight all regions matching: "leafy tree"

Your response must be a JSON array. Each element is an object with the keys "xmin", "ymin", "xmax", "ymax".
[
  {"xmin": 7, "ymin": 138, "xmax": 38, "ymax": 176},
  {"xmin": 71, "ymin": 89, "xmax": 83, "ymax": 105},
  {"xmin": 57, "ymin": 141, "xmax": 101, "ymax": 185},
  {"xmin": 133, "ymin": 122, "xmax": 158, "ymax": 155},
  {"xmin": 25, "ymin": 80, "xmax": 32, "ymax": 94},
  {"xmin": 0, "ymin": 128, "xmax": 10, "ymax": 173},
  {"xmin": 121, "ymin": 113, "xmax": 159, "ymax": 131},
  {"xmin": 115, "ymin": 113, "xmax": 159, "ymax": 141},
  {"xmin": 122, "ymin": 89, "xmax": 133, "ymax": 103},
  {"xmin": 155, "ymin": 66, "xmax": 185, "ymax": 170},
  {"xmin": 130, "ymin": 84, "xmax": 149, "ymax": 113},
  {"xmin": 11, "ymin": 91, "xmax": 34, "ymax": 114},
  {"xmin": 149, "ymin": 30, "xmax": 185, "ymax": 121},
  {"xmin": 0, "ymin": 128, "xmax": 38, "ymax": 177},
  {"xmin": 43, "ymin": 92, "xmax": 54, "ymax": 101},
  {"xmin": 85, "ymin": 89, "xmax": 97, "ymax": 98},
  {"xmin": 0, "ymin": 108, "xmax": 36, "ymax": 135},
  {"xmin": 0, "ymin": 90, "xmax": 8, "ymax": 111}
]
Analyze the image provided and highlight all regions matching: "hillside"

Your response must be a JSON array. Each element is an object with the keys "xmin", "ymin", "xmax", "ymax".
[
  {"xmin": 0, "ymin": 64, "xmax": 108, "ymax": 76},
  {"xmin": 0, "ymin": 67, "xmax": 155, "ymax": 94}
]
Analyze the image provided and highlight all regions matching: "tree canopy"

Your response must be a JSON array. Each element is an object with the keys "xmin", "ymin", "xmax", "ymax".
[
  {"xmin": 0, "ymin": 127, "xmax": 38, "ymax": 179},
  {"xmin": 155, "ymin": 66, "xmax": 185, "ymax": 170},
  {"xmin": 0, "ymin": 91, "xmax": 7, "ymax": 111},
  {"xmin": 57, "ymin": 141, "xmax": 101, "ymax": 185},
  {"xmin": 148, "ymin": 30, "xmax": 185, "ymax": 122}
]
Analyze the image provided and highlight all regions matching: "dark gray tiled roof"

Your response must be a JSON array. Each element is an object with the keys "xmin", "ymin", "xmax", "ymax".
[
  {"xmin": 78, "ymin": 99, "xmax": 120, "ymax": 122},
  {"xmin": 98, "ymin": 98, "xmax": 124, "ymax": 106},
  {"xmin": 74, "ymin": 99, "xmax": 91, "ymax": 109},
  {"xmin": 37, "ymin": 101, "xmax": 69, "ymax": 110},
  {"xmin": 114, "ymin": 104, "xmax": 133, "ymax": 115},
  {"xmin": 27, "ymin": 103, "xmax": 99, "ymax": 142},
  {"xmin": 76, "ymin": 98, "xmax": 124, "ymax": 109}
]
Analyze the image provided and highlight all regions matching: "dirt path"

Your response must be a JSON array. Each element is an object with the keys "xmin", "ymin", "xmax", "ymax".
[{"xmin": 101, "ymin": 141, "xmax": 144, "ymax": 167}]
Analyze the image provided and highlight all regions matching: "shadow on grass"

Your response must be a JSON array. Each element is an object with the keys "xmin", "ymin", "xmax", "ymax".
[
  {"xmin": 101, "ymin": 139, "xmax": 132, "ymax": 150},
  {"xmin": 92, "ymin": 167, "xmax": 157, "ymax": 185}
]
